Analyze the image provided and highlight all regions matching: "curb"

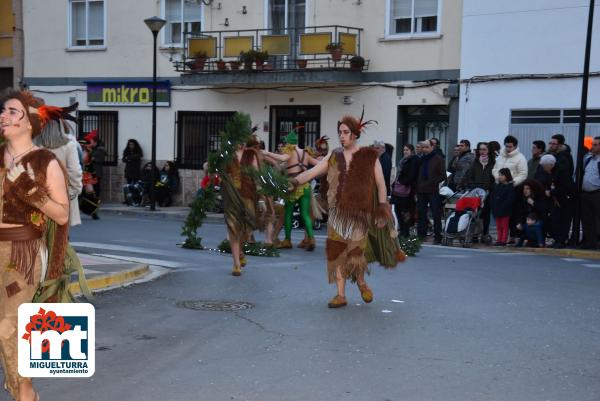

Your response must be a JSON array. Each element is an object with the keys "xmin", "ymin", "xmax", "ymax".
[
  {"xmin": 99, "ymin": 208, "xmax": 224, "ymax": 223},
  {"xmin": 502, "ymin": 246, "xmax": 600, "ymax": 260},
  {"xmin": 69, "ymin": 264, "xmax": 150, "ymax": 294}
]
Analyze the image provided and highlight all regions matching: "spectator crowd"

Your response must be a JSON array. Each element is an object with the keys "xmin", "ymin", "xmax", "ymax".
[{"xmin": 389, "ymin": 134, "xmax": 600, "ymax": 250}]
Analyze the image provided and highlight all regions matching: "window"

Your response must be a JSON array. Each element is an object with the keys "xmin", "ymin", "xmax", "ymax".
[
  {"xmin": 78, "ymin": 111, "xmax": 118, "ymax": 166},
  {"xmin": 164, "ymin": 0, "xmax": 203, "ymax": 46},
  {"xmin": 176, "ymin": 111, "xmax": 235, "ymax": 169},
  {"xmin": 387, "ymin": 0, "xmax": 439, "ymax": 36},
  {"xmin": 69, "ymin": 0, "xmax": 105, "ymax": 47}
]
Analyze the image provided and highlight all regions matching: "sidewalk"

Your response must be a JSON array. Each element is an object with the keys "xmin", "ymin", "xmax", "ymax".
[
  {"xmin": 70, "ymin": 253, "xmax": 164, "ymax": 295},
  {"xmin": 99, "ymin": 203, "xmax": 223, "ymax": 223}
]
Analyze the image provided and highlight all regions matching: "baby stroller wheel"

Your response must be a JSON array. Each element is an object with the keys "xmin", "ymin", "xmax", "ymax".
[
  {"xmin": 292, "ymin": 218, "xmax": 300, "ymax": 229},
  {"xmin": 313, "ymin": 219, "xmax": 322, "ymax": 231}
]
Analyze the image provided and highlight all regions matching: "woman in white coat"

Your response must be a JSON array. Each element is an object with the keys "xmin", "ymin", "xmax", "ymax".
[{"xmin": 34, "ymin": 120, "xmax": 83, "ymax": 225}]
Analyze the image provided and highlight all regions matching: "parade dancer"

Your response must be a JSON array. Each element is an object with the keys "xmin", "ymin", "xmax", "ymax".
[
  {"xmin": 0, "ymin": 90, "xmax": 71, "ymax": 401},
  {"xmin": 221, "ymin": 123, "xmax": 260, "ymax": 276},
  {"xmin": 262, "ymin": 128, "xmax": 319, "ymax": 251},
  {"xmin": 290, "ymin": 112, "xmax": 402, "ymax": 308}
]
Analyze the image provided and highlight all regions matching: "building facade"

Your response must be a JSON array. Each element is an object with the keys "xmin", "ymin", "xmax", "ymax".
[
  {"xmin": 23, "ymin": 0, "xmax": 463, "ymax": 204},
  {"xmin": 0, "ymin": 0, "xmax": 24, "ymax": 90},
  {"xmin": 459, "ymin": 0, "xmax": 600, "ymax": 161}
]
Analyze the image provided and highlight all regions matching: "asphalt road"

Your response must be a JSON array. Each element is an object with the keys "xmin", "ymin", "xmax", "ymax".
[{"xmin": 2, "ymin": 214, "xmax": 600, "ymax": 401}]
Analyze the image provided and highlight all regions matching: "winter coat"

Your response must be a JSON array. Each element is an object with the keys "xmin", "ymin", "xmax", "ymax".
[
  {"xmin": 91, "ymin": 144, "xmax": 107, "ymax": 179},
  {"xmin": 51, "ymin": 141, "xmax": 83, "ymax": 226},
  {"xmin": 527, "ymin": 156, "xmax": 541, "ymax": 180},
  {"xmin": 123, "ymin": 149, "xmax": 142, "ymax": 181},
  {"xmin": 416, "ymin": 153, "xmax": 446, "ymax": 194},
  {"xmin": 394, "ymin": 155, "xmax": 419, "ymax": 186},
  {"xmin": 491, "ymin": 182, "xmax": 515, "ymax": 218},
  {"xmin": 492, "ymin": 147, "xmax": 528, "ymax": 186},
  {"xmin": 379, "ymin": 152, "xmax": 392, "ymax": 196},
  {"xmin": 513, "ymin": 193, "xmax": 548, "ymax": 225},
  {"xmin": 550, "ymin": 145, "xmax": 574, "ymax": 177},
  {"xmin": 448, "ymin": 151, "xmax": 475, "ymax": 190},
  {"xmin": 468, "ymin": 158, "xmax": 495, "ymax": 191}
]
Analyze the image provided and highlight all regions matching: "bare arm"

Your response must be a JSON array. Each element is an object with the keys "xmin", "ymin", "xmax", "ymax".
[
  {"xmin": 39, "ymin": 160, "xmax": 70, "ymax": 225},
  {"xmin": 306, "ymin": 153, "xmax": 321, "ymax": 166},
  {"xmin": 262, "ymin": 150, "xmax": 290, "ymax": 163},
  {"xmin": 294, "ymin": 154, "xmax": 330, "ymax": 185}
]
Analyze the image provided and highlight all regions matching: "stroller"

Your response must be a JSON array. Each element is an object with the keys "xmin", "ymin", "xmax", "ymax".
[{"xmin": 441, "ymin": 187, "xmax": 489, "ymax": 247}]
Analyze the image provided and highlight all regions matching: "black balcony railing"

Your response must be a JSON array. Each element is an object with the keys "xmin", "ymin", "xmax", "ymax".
[{"xmin": 173, "ymin": 25, "xmax": 368, "ymax": 74}]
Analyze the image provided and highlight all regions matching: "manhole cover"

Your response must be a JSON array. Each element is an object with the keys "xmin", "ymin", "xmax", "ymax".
[{"xmin": 176, "ymin": 300, "xmax": 255, "ymax": 312}]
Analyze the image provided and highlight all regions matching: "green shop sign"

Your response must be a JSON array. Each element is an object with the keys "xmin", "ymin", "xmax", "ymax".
[{"xmin": 87, "ymin": 81, "xmax": 171, "ymax": 107}]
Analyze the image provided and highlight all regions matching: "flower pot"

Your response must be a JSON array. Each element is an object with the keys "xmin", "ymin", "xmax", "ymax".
[
  {"xmin": 255, "ymin": 59, "xmax": 265, "ymax": 68},
  {"xmin": 297, "ymin": 59, "xmax": 307, "ymax": 69},
  {"xmin": 216, "ymin": 61, "xmax": 227, "ymax": 71},
  {"xmin": 350, "ymin": 61, "xmax": 363, "ymax": 71},
  {"xmin": 229, "ymin": 61, "xmax": 241, "ymax": 70},
  {"xmin": 330, "ymin": 49, "xmax": 343, "ymax": 62},
  {"xmin": 193, "ymin": 58, "xmax": 206, "ymax": 71}
]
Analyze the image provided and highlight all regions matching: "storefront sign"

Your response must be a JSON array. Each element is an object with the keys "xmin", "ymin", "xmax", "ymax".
[{"xmin": 86, "ymin": 81, "xmax": 171, "ymax": 107}]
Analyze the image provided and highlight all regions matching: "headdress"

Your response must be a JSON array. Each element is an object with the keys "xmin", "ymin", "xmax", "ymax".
[
  {"xmin": 1, "ymin": 89, "xmax": 78, "ymax": 138},
  {"xmin": 284, "ymin": 125, "xmax": 303, "ymax": 145},
  {"xmin": 84, "ymin": 129, "xmax": 98, "ymax": 143},
  {"xmin": 315, "ymin": 136, "xmax": 330, "ymax": 151},
  {"xmin": 337, "ymin": 106, "xmax": 377, "ymax": 138}
]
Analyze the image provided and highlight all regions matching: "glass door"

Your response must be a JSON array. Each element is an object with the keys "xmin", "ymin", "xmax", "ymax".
[
  {"xmin": 271, "ymin": 106, "xmax": 320, "ymax": 150},
  {"xmin": 268, "ymin": 0, "xmax": 306, "ymax": 66}
]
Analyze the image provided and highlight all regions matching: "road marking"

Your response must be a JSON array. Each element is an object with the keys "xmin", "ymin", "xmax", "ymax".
[
  {"xmin": 90, "ymin": 253, "xmax": 183, "ymax": 268},
  {"xmin": 562, "ymin": 258, "xmax": 586, "ymax": 262},
  {"xmin": 432, "ymin": 254, "xmax": 471, "ymax": 258},
  {"xmin": 72, "ymin": 242, "xmax": 182, "ymax": 257},
  {"xmin": 583, "ymin": 264, "xmax": 600, "ymax": 268}
]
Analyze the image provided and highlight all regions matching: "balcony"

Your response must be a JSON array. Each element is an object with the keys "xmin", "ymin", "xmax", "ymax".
[{"xmin": 173, "ymin": 25, "xmax": 367, "ymax": 87}]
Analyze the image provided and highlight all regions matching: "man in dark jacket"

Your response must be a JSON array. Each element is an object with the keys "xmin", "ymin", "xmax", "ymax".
[
  {"xmin": 374, "ymin": 140, "xmax": 392, "ymax": 196},
  {"xmin": 416, "ymin": 140, "xmax": 446, "ymax": 244},
  {"xmin": 448, "ymin": 139, "xmax": 475, "ymax": 191},
  {"xmin": 528, "ymin": 140, "xmax": 545, "ymax": 179},
  {"xmin": 548, "ymin": 134, "xmax": 574, "ymax": 177},
  {"xmin": 539, "ymin": 154, "xmax": 575, "ymax": 248}
]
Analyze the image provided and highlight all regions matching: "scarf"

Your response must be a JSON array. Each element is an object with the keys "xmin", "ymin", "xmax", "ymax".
[
  {"xmin": 479, "ymin": 154, "xmax": 489, "ymax": 167},
  {"xmin": 420, "ymin": 152, "xmax": 435, "ymax": 180}
]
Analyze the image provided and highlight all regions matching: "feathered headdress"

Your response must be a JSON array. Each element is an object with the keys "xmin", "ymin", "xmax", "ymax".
[
  {"xmin": 315, "ymin": 136, "xmax": 330, "ymax": 151},
  {"xmin": 30, "ymin": 102, "xmax": 79, "ymax": 127},
  {"xmin": 337, "ymin": 106, "xmax": 377, "ymax": 138}
]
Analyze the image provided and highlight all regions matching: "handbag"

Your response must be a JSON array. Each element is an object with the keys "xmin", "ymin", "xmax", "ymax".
[{"xmin": 392, "ymin": 180, "xmax": 411, "ymax": 197}]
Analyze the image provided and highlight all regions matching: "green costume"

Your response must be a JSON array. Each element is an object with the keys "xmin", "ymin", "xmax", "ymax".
[{"xmin": 282, "ymin": 130, "xmax": 314, "ymax": 242}]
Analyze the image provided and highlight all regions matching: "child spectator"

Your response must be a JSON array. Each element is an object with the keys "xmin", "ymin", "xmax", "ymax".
[{"xmin": 491, "ymin": 168, "xmax": 515, "ymax": 246}]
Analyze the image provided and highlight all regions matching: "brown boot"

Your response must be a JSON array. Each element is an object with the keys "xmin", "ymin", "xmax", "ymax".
[
  {"xmin": 305, "ymin": 237, "xmax": 316, "ymax": 252},
  {"xmin": 231, "ymin": 265, "xmax": 242, "ymax": 276},
  {"xmin": 297, "ymin": 238, "xmax": 308, "ymax": 248},
  {"xmin": 327, "ymin": 295, "xmax": 347, "ymax": 308},
  {"xmin": 277, "ymin": 239, "xmax": 293, "ymax": 249},
  {"xmin": 358, "ymin": 282, "xmax": 373, "ymax": 303}
]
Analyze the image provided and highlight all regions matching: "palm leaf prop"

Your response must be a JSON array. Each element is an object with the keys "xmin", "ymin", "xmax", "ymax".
[
  {"xmin": 209, "ymin": 112, "xmax": 253, "ymax": 173},
  {"xmin": 245, "ymin": 164, "xmax": 292, "ymax": 201}
]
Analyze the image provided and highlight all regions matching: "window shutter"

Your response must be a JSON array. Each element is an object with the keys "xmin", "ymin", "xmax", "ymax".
[
  {"xmin": 414, "ymin": 0, "xmax": 438, "ymax": 17},
  {"xmin": 391, "ymin": 0, "xmax": 412, "ymax": 18},
  {"xmin": 88, "ymin": 1, "xmax": 104, "ymax": 41}
]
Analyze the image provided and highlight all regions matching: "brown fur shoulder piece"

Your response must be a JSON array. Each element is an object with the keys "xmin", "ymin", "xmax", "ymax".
[{"xmin": 329, "ymin": 147, "xmax": 379, "ymax": 239}]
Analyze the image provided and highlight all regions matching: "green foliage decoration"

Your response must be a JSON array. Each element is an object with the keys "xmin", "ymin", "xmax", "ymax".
[{"xmin": 217, "ymin": 239, "xmax": 280, "ymax": 257}]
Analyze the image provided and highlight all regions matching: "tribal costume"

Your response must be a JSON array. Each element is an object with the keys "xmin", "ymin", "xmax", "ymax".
[
  {"xmin": 281, "ymin": 129, "xmax": 314, "ymax": 250},
  {"xmin": 0, "ymin": 91, "xmax": 78, "ymax": 400}
]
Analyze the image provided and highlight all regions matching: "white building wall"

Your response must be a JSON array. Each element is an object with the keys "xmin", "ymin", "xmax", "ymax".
[{"xmin": 459, "ymin": 0, "xmax": 600, "ymax": 148}]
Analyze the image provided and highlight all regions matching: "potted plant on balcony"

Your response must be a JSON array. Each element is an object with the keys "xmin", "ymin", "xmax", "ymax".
[
  {"xmin": 229, "ymin": 60, "xmax": 241, "ymax": 70},
  {"xmin": 349, "ymin": 55, "xmax": 365, "ymax": 71},
  {"xmin": 296, "ymin": 58, "xmax": 308, "ymax": 69},
  {"xmin": 325, "ymin": 42, "xmax": 344, "ymax": 62},
  {"xmin": 240, "ymin": 50, "xmax": 257, "ymax": 70},
  {"xmin": 255, "ymin": 50, "xmax": 269, "ymax": 70},
  {"xmin": 216, "ymin": 59, "xmax": 227, "ymax": 71},
  {"xmin": 192, "ymin": 51, "xmax": 208, "ymax": 71}
]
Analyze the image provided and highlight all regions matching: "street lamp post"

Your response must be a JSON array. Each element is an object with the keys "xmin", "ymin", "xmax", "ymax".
[
  {"xmin": 572, "ymin": 0, "xmax": 595, "ymax": 245},
  {"xmin": 144, "ymin": 16, "xmax": 166, "ymax": 211}
]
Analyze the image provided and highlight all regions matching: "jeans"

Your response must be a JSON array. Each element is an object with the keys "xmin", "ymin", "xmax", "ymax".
[
  {"xmin": 417, "ymin": 193, "xmax": 442, "ymax": 240},
  {"xmin": 519, "ymin": 222, "xmax": 544, "ymax": 246}
]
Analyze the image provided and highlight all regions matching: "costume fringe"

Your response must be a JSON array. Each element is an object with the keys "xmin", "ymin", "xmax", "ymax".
[
  {"xmin": 10, "ymin": 238, "xmax": 42, "ymax": 285},
  {"xmin": 328, "ymin": 207, "xmax": 369, "ymax": 240}
]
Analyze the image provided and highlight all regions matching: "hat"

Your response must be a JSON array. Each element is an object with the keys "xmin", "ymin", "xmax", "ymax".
[
  {"xmin": 84, "ymin": 129, "xmax": 98, "ymax": 143},
  {"xmin": 284, "ymin": 126, "xmax": 302, "ymax": 145},
  {"xmin": 540, "ymin": 154, "xmax": 557, "ymax": 166},
  {"xmin": 315, "ymin": 136, "xmax": 329, "ymax": 151}
]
